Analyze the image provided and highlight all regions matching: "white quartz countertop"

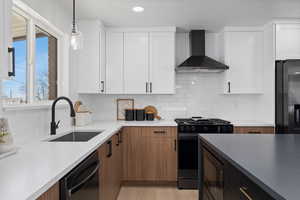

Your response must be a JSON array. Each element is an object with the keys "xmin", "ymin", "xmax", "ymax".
[
  {"xmin": 0, "ymin": 120, "xmax": 176, "ymax": 200},
  {"xmin": 232, "ymin": 120, "xmax": 274, "ymax": 127}
]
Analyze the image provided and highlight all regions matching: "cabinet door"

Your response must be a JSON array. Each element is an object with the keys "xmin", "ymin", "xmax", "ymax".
[
  {"xmin": 276, "ymin": 24, "xmax": 300, "ymax": 60},
  {"xmin": 112, "ymin": 132, "xmax": 122, "ymax": 199},
  {"xmin": 0, "ymin": 0, "xmax": 12, "ymax": 79},
  {"xmin": 124, "ymin": 33, "xmax": 149, "ymax": 94},
  {"xmin": 224, "ymin": 31, "xmax": 263, "ymax": 94},
  {"xmin": 142, "ymin": 129, "xmax": 177, "ymax": 181},
  {"xmin": 77, "ymin": 21, "xmax": 102, "ymax": 93},
  {"xmin": 106, "ymin": 32, "xmax": 124, "ymax": 94},
  {"xmin": 99, "ymin": 139, "xmax": 114, "ymax": 200},
  {"xmin": 149, "ymin": 32, "xmax": 175, "ymax": 94},
  {"xmin": 123, "ymin": 127, "xmax": 144, "ymax": 180},
  {"xmin": 224, "ymin": 163, "xmax": 240, "ymax": 200}
]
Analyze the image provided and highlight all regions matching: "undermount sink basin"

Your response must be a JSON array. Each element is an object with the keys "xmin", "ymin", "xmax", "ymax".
[{"xmin": 49, "ymin": 131, "xmax": 103, "ymax": 142}]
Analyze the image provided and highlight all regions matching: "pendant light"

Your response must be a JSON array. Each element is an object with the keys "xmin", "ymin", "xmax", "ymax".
[{"xmin": 70, "ymin": 0, "xmax": 82, "ymax": 50}]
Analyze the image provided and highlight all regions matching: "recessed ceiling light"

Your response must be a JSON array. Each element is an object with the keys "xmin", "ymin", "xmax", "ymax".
[{"xmin": 132, "ymin": 6, "xmax": 144, "ymax": 13}]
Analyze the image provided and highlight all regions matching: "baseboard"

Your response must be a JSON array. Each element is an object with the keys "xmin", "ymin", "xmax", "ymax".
[{"xmin": 122, "ymin": 180, "xmax": 177, "ymax": 187}]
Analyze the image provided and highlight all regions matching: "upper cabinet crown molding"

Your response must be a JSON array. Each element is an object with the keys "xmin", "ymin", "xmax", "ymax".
[
  {"xmin": 106, "ymin": 26, "xmax": 176, "ymax": 33},
  {"xmin": 222, "ymin": 26, "xmax": 264, "ymax": 32}
]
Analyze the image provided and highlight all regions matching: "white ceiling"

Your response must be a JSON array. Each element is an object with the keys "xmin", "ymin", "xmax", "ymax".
[{"xmin": 60, "ymin": 0, "xmax": 300, "ymax": 31}]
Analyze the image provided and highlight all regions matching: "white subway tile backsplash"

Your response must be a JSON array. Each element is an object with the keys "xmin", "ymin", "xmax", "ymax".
[{"xmin": 79, "ymin": 73, "xmax": 274, "ymax": 124}]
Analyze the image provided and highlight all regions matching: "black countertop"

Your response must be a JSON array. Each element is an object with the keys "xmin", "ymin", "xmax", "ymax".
[{"xmin": 199, "ymin": 134, "xmax": 300, "ymax": 200}]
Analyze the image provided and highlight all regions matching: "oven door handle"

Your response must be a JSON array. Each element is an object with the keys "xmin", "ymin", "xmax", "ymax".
[{"xmin": 68, "ymin": 161, "xmax": 100, "ymax": 196}]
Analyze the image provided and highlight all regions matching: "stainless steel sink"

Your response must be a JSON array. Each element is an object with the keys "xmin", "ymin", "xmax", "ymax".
[{"xmin": 49, "ymin": 131, "xmax": 103, "ymax": 142}]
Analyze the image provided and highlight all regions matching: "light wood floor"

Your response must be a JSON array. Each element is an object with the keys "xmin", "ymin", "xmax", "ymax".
[{"xmin": 117, "ymin": 186, "xmax": 198, "ymax": 200}]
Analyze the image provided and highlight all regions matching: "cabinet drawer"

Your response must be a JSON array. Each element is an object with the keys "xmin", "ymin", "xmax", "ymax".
[
  {"xmin": 142, "ymin": 127, "xmax": 176, "ymax": 138},
  {"xmin": 234, "ymin": 127, "xmax": 274, "ymax": 134}
]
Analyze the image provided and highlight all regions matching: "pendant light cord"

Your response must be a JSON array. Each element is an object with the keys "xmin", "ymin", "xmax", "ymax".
[{"xmin": 72, "ymin": 0, "xmax": 76, "ymax": 33}]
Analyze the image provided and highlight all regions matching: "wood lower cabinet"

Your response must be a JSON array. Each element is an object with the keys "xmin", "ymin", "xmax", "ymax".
[
  {"xmin": 37, "ymin": 183, "xmax": 59, "ymax": 200},
  {"xmin": 123, "ymin": 127, "xmax": 177, "ymax": 182},
  {"xmin": 98, "ymin": 138, "xmax": 113, "ymax": 200},
  {"xmin": 234, "ymin": 126, "xmax": 274, "ymax": 134},
  {"xmin": 98, "ymin": 130, "xmax": 123, "ymax": 200}
]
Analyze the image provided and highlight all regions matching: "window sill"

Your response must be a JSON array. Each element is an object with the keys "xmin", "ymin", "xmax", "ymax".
[{"xmin": 3, "ymin": 101, "xmax": 68, "ymax": 111}]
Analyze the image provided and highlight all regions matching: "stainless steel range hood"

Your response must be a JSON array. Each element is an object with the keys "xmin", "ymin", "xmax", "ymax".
[{"xmin": 176, "ymin": 30, "xmax": 229, "ymax": 73}]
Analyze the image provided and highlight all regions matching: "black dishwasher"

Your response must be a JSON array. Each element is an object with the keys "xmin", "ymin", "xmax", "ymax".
[{"xmin": 60, "ymin": 151, "xmax": 100, "ymax": 200}]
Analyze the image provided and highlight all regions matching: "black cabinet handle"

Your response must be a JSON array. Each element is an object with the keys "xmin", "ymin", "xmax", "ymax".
[
  {"xmin": 106, "ymin": 140, "xmax": 112, "ymax": 158},
  {"xmin": 118, "ymin": 131, "xmax": 123, "ymax": 144},
  {"xmin": 174, "ymin": 139, "xmax": 177, "ymax": 152},
  {"xmin": 150, "ymin": 82, "xmax": 153, "ymax": 93},
  {"xmin": 8, "ymin": 47, "xmax": 15, "ymax": 77},
  {"xmin": 100, "ymin": 81, "xmax": 105, "ymax": 93},
  {"xmin": 116, "ymin": 133, "xmax": 120, "ymax": 146},
  {"xmin": 228, "ymin": 81, "xmax": 231, "ymax": 93}
]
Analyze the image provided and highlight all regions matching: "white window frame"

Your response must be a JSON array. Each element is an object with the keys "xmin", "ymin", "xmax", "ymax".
[{"xmin": 3, "ymin": 0, "xmax": 69, "ymax": 110}]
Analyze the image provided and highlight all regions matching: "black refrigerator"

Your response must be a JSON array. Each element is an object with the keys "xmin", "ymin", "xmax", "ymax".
[{"xmin": 276, "ymin": 60, "xmax": 300, "ymax": 134}]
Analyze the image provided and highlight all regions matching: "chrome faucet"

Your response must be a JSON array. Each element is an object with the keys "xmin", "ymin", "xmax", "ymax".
[{"xmin": 50, "ymin": 96, "xmax": 75, "ymax": 135}]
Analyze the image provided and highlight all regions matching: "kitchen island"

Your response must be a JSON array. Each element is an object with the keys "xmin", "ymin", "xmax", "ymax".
[{"xmin": 199, "ymin": 134, "xmax": 300, "ymax": 200}]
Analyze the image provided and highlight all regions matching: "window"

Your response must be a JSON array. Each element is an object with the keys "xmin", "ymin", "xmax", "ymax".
[
  {"xmin": 35, "ymin": 26, "xmax": 57, "ymax": 101},
  {"xmin": 2, "ymin": 5, "xmax": 61, "ymax": 105},
  {"xmin": 2, "ymin": 12, "xmax": 28, "ymax": 104}
]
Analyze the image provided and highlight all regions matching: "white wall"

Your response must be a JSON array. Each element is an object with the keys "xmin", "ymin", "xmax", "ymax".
[
  {"xmin": 77, "ymin": 32, "xmax": 274, "ymax": 124},
  {"xmin": 0, "ymin": 0, "xmax": 72, "ymax": 145}
]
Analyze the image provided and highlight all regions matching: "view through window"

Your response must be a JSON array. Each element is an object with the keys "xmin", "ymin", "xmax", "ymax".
[
  {"xmin": 35, "ymin": 26, "xmax": 57, "ymax": 101},
  {"xmin": 2, "ymin": 11, "xmax": 58, "ymax": 104},
  {"xmin": 2, "ymin": 12, "xmax": 27, "ymax": 104}
]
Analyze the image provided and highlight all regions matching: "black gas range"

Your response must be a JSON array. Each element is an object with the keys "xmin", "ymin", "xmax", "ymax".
[{"xmin": 175, "ymin": 117, "xmax": 233, "ymax": 189}]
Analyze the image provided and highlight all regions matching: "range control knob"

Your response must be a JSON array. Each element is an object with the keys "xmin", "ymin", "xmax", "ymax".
[
  {"xmin": 203, "ymin": 126, "xmax": 209, "ymax": 132},
  {"xmin": 191, "ymin": 126, "xmax": 196, "ymax": 132}
]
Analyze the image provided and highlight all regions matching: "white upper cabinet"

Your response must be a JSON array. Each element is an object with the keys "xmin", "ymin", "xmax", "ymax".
[
  {"xmin": 0, "ymin": 0, "xmax": 12, "ymax": 79},
  {"xmin": 77, "ymin": 20, "xmax": 105, "ymax": 94},
  {"xmin": 105, "ymin": 27, "xmax": 176, "ymax": 95},
  {"xmin": 78, "ymin": 27, "xmax": 176, "ymax": 95},
  {"xmin": 276, "ymin": 24, "xmax": 300, "ymax": 60},
  {"xmin": 124, "ymin": 33, "xmax": 149, "ymax": 94},
  {"xmin": 149, "ymin": 32, "xmax": 175, "ymax": 94},
  {"xmin": 222, "ymin": 28, "xmax": 264, "ymax": 94},
  {"xmin": 106, "ymin": 32, "xmax": 124, "ymax": 94}
]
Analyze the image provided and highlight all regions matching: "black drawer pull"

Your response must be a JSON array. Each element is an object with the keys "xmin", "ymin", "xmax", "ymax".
[
  {"xmin": 153, "ymin": 131, "xmax": 167, "ymax": 134},
  {"xmin": 248, "ymin": 131, "xmax": 261, "ymax": 134}
]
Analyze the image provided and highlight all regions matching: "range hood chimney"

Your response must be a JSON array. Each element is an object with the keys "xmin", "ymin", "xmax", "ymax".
[{"xmin": 176, "ymin": 30, "xmax": 229, "ymax": 73}]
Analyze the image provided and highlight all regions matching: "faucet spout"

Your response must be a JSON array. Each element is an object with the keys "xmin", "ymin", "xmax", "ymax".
[{"xmin": 50, "ymin": 96, "xmax": 76, "ymax": 135}]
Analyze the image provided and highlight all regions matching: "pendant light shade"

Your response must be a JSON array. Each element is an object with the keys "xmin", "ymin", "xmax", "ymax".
[
  {"xmin": 70, "ymin": 0, "xmax": 82, "ymax": 50},
  {"xmin": 71, "ymin": 29, "xmax": 83, "ymax": 50}
]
